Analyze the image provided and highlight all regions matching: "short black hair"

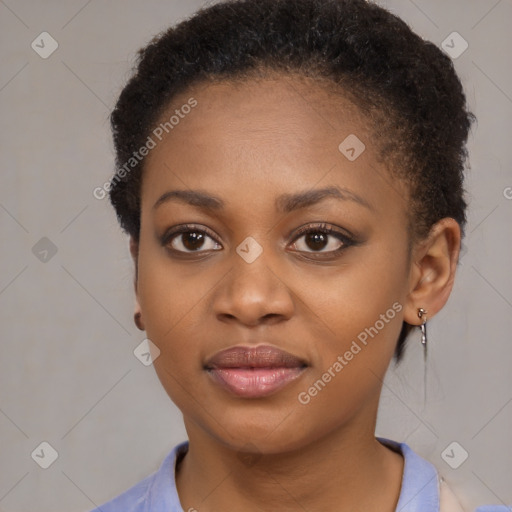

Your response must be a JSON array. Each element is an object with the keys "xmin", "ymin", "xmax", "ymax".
[{"xmin": 108, "ymin": 0, "xmax": 475, "ymax": 363}]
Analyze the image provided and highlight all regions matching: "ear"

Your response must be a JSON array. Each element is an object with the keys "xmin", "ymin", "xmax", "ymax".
[
  {"xmin": 130, "ymin": 236, "xmax": 145, "ymax": 330},
  {"xmin": 403, "ymin": 218, "xmax": 461, "ymax": 327}
]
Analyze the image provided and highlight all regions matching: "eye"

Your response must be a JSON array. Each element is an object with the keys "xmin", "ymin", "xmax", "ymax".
[
  {"xmin": 162, "ymin": 224, "xmax": 222, "ymax": 254},
  {"xmin": 161, "ymin": 222, "xmax": 356, "ymax": 257},
  {"xmin": 289, "ymin": 223, "xmax": 354, "ymax": 255}
]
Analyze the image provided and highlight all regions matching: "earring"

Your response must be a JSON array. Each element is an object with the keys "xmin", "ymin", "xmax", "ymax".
[
  {"xmin": 134, "ymin": 311, "xmax": 145, "ymax": 331},
  {"xmin": 417, "ymin": 307, "xmax": 428, "ymax": 405},
  {"xmin": 417, "ymin": 308, "xmax": 427, "ymax": 346}
]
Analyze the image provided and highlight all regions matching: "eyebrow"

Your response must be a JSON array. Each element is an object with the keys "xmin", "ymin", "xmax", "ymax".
[{"xmin": 153, "ymin": 186, "xmax": 374, "ymax": 213}]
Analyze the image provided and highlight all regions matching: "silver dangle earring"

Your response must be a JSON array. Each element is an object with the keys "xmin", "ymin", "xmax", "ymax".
[
  {"xmin": 417, "ymin": 308, "xmax": 427, "ymax": 346},
  {"xmin": 418, "ymin": 308, "xmax": 428, "ymax": 404}
]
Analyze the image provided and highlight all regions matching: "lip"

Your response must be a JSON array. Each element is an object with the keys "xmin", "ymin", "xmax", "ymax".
[{"xmin": 204, "ymin": 345, "xmax": 308, "ymax": 398}]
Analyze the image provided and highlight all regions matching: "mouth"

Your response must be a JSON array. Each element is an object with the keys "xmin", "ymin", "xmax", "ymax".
[{"xmin": 204, "ymin": 345, "xmax": 308, "ymax": 398}]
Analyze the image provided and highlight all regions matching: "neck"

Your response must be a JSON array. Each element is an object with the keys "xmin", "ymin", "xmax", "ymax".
[{"xmin": 176, "ymin": 409, "xmax": 404, "ymax": 512}]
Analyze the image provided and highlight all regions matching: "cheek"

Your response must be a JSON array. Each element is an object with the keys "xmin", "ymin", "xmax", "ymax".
[
  {"xmin": 136, "ymin": 241, "xmax": 233, "ymax": 397},
  {"xmin": 136, "ymin": 250, "xmax": 210, "ymax": 409},
  {"xmin": 136, "ymin": 239, "xmax": 212, "ymax": 339},
  {"xmin": 289, "ymin": 267, "xmax": 405, "ymax": 439},
  {"xmin": 301, "ymin": 242, "xmax": 408, "ymax": 383}
]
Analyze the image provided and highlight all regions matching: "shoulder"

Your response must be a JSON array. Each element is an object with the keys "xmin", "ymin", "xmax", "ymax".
[
  {"xmin": 438, "ymin": 466, "xmax": 510, "ymax": 512},
  {"xmin": 88, "ymin": 440, "xmax": 189, "ymax": 512},
  {"xmin": 89, "ymin": 473, "xmax": 153, "ymax": 512},
  {"xmin": 439, "ymin": 477, "xmax": 466, "ymax": 512},
  {"xmin": 473, "ymin": 508, "xmax": 512, "ymax": 512},
  {"xmin": 377, "ymin": 437, "xmax": 509, "ymax": 512}
]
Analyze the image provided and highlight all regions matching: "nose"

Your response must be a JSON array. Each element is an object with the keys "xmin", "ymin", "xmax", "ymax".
[{"xmin": 211, "ymin": 247, "xmax": 295, "ymax": 327}]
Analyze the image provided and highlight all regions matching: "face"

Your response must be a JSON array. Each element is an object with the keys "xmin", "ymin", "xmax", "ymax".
[{"xmin": 135, "ymin": 75, "xmax": 414, "ymax": 453}]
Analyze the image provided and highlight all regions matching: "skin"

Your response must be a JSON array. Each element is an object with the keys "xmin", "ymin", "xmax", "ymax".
[{"xmin": 130, "ymin": 74, "xmax": 461, "ymax": 512}]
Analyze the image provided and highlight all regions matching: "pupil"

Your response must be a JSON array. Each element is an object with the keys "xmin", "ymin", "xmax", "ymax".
[
  {"xmin": 306, "ymin": 232, "xmax": 327, "ymax": 251},
  {"xmin": 183, "ymin": 232, "xmax": 204, "ymax": 250}
]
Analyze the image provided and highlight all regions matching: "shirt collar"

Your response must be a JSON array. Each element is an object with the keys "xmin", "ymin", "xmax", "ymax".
[
  {"xmin": 147, "ymin": 437, "xmax": 440, "ymax": 512},
  {"xmin": 377, "ymin": 436, "xmax": 440, "ymax": 512}
]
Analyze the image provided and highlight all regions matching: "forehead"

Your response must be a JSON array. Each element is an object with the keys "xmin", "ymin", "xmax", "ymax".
[
  {"xmin": 150, "ymin": 73, "xmax": 374, "ymax": 157},
  {"xmin": 141, "ymin": 74, "xmax": 406, "ymax": 221}
]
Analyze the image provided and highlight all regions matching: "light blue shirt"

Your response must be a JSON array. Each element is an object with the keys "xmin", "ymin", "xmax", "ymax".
[{"xmin": 91, "ymin": 437, "xmax": 509, "ymax": 512}]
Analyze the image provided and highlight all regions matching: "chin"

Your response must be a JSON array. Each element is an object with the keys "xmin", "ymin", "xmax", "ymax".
[{"xmin": 192, "ymin": 406, "xmax": 318, "ymax": 455}]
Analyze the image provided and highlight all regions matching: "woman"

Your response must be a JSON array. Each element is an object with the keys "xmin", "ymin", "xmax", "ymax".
[{"xmin": 92, "ymin": 0, "xmax": 508, "ymax": 510}]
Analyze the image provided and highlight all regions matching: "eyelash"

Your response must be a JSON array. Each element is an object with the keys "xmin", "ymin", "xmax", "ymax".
[{"xmin": 161, "ymin": 222, "xmax": 356, "ymax": 259}]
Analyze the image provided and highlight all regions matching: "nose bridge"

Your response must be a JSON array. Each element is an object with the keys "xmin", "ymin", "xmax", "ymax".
[
  {"xmin": 231, "ymin": 234, "xmax": 280, "ymax": 295},
  {"xmin": 212, "ymin": 233, "xmax": 294, "ymax": 324}
]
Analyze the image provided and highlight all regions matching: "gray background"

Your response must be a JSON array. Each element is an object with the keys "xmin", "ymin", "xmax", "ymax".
[{"xmin": 0, "ymin": 1, "xmax": 511, "ymax": 511}]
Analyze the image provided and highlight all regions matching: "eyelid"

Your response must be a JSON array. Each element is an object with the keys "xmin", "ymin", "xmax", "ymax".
[
  {"xmin": 288, "ymin": 222, "xmax": 355, "ymax": 256},
  {"xmin": 161, "ymin": 223, "xmax": 220, "ymax": 245},
  {"xmin": 291, "ymin": 222, "xmax": 354, "ymax": 241},
  {"xmin": 161, "ymin": 221, "xmax": 356, "ymax": 258}
]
